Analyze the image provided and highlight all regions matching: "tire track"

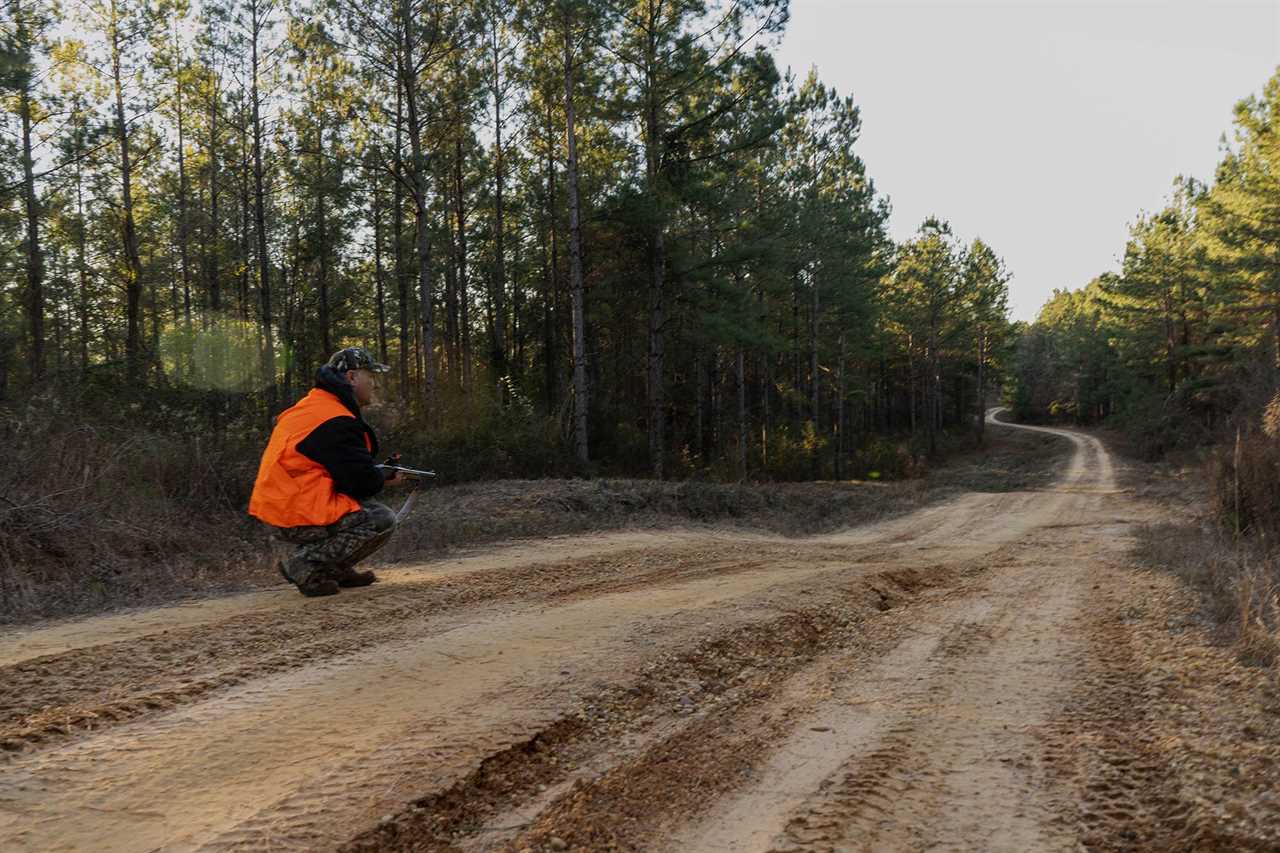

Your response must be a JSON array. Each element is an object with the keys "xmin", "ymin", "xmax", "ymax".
[
  {"xmin": 0, "ymin": 464, "xmax": 1069, "ymax": 762},
  {"xmin": 1, "ymin": 409, "xmax": 1134, "ymax": 852},
  {"xmin": 660, "ymin": 412, "xmax": 1127, "ymax": 852},
  {"xmin": 0, "ymin": 539, "xmax": 874, "ymax": 758},
  {"xmin": 0, "ymin": 552, "xmax": 975, "ymax": 851}
]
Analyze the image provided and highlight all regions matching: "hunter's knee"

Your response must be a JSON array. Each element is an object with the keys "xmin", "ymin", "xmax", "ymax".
[{"xmin": 366, "ymin": 501, "xmax": 397, "ymax": 533}]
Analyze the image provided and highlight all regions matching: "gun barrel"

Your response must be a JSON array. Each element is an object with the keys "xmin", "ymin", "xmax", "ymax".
[{"xmin": 377, "ymin": 464, "xmax": 437, "ymax": 479}]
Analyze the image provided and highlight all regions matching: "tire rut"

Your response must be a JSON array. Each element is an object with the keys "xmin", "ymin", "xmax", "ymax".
[
  {"xmin": 8, "ymin": 411, "xmax": 1222, "ymax": 853},
  {"xmin": 0, "ymin": 539, "xmax": 862, "ymax": 759},
  {"xmin": 0, "ymin": 553, "xmax": 960, "ymax": 851},
  {"xmin": 340, "ymin": 568, "xmax": 945, "ymax": 853},
  {"xmin": 0, "ymin": 479, "xmax": 1059, "ymax": 763}
]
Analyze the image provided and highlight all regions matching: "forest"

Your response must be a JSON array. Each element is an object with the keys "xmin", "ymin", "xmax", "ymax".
[
  {"xmin": 14, "ymin": 0, "xmax": 1280, "ymax": 615},
  {"xmin": 1, "ymin": 0, "xmax": 1015, "ymax": 489},
  {"xmin": 1009, "ymin": 69, "xmax": 1280, "ymax": 536},
  {"xmin": 5, "ymin": 9, "xmax": 1280, "ymax": 840}
]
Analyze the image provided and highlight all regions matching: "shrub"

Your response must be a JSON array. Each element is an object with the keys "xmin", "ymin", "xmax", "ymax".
[
  {"xmin": 0, "ymin": 380, "xmax": 270, "ymax": 622},
  {"xmin": 371, "ymin": 380, "xmax": 577, "ymax": 483},
  {"xmin": 1207, "ymin": 432, "xmax": 1280, "ymax": 539}
]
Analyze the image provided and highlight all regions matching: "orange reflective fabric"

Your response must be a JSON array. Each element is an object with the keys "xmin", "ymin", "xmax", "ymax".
[{"xmin": 248, "ymin": 388, "xmax": 370, "ymax": 527}]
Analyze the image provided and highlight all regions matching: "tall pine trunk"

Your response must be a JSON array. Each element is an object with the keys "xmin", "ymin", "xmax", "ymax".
[
  {"xmin": 454, "ymin": 138, "xmax": 471, "ymax": 390},
  {"xmin": 443, "ymin": 209, "xmax": 459, "ymax": 381},
  {"xmin": 75, "ymin": 134, "xmax": 90, "ymax": 373},
  {"xmin": 282, "ymin": 222, "xmax": 302, "ymax": 402},
  {"xmin": 512, "ymin": 236, "xmax": 524, "ymax": 367},
  {"xmin": 927, "ymin": 322, "xmax": 939, "ymax": 457},
  {"xmin": 399, "ymin": 3, "xmax": 435, "ymax": 414},
  {"xmin": 173, "ymin": 24, "xmax": 193, "ymax": 342},
  {"xmin": 207, "ymin": 74, "xmax": 221, "ymax": 317},
  {"xmin": 250, "ymin": 0, "xmax": 277, "ymax": 413},
  {"xmin": 488, "ymin": 20, "xmax": 508, "ymax": 376},
  {"xmin": 17, "ymin": 0, "xmax": 44, "ymax": 380},
  {"xmin": 372, "ymin": 181, "xmax": 389, "ymax": 363},
  {"xmin": 975, "ymin": 326, "xmax": 986, "ymax": 445},
  {"xmin": 836, "ymin": 333, "xmax": 846, "ymax": 479},
  {"xmin": 908, "ymin": 334, "xmax": 916, "ymax": 435},
  {"xmin": 238, "ymin": 112, "xmax": 251, "ymax": 322},
  {"xmin": 564, "ymin": 9, "xmax": 589, "ymax": 465},
  {"xmin": 394, "ymin": 80, "xmax": 409, "ymax": 402},
  {"xmin": 642, "ymin": 15, "xmax": 666, "ymax": 479},
  {"xmin": 810, "ymin": 281, "xmax": 819, "ymax": 425},
  {"xmin": 542, "ymin": 111, "xmax": 560, "ymax": 415},
  {"xmin": 736, "ymin": 348, "xmax": 747, "ymax": 481},
  {"xmin": 316, "ymin": 120, "xmax": 332, "ymax": 356},
  {"xmin": 110, "ymin": 0, "xmax": 144, "ymax": 380}
]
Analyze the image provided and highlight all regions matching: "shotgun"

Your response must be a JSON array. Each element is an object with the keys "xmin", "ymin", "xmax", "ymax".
[{"xmin": 377, "ymin": 456, "xmax": 436, "ymax": 523}]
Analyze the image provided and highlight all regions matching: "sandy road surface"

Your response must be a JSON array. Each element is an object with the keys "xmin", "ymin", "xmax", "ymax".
[{"xmin": 2, "ymin": 413, "xmax": 1277, "ymax": 852}]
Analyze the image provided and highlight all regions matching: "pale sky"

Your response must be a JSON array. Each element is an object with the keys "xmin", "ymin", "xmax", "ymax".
[{"xmin": 775, "ymin": 0, "xmax": 1280, "ymax": 321}]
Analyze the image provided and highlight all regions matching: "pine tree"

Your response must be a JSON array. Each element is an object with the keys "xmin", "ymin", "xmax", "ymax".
[{"xmin": 1, "ymin": 0, "xmax": 54, "ymax": 379}]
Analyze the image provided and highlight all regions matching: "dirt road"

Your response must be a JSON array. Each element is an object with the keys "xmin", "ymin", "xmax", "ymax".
[{"xmin": 2, "ymin": 414, "xmax": 1277, "ymax": 851}]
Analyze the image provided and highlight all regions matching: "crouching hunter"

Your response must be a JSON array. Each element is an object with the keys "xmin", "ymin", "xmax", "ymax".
[{"xmin": 249, "ymin": 347, "xmax": 407, "ymax": 597}]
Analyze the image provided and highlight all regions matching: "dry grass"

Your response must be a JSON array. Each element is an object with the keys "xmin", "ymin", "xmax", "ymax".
[
  {"xmin": 1205, "ymin": 431, "xmax": 1280, "ymax": 669},
  {"xmin": 0, "ymin": 387, "xmax": 268, "ymax": 625},
  {"xmin": 1111, "ymin": 426, "xmax": 1280, "ymax": 672},
  {"xmin": 1234, "ymin": 564, "xmax": 1280, "ymax": 668},
  {"xmin": 1132, "ymin": 518, "xmax": 1280, "ymax": 672}
]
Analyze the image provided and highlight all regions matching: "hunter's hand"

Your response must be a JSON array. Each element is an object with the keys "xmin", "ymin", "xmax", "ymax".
[{"xmin": 384, "ymin": 471, "xmax": 410, "ymax": 487}]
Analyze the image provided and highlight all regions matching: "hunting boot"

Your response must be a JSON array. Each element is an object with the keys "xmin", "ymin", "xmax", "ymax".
[
  {"xmin": 280, "ymin": 556, "xmax": 341, "ymax": 597},
  {"xmin": 297, "ymin": 575, "xmax": 340, "ymax": 597},
  {"xmin": 336, "ymin": 568, "xmax": 377, "ymax": 588}
]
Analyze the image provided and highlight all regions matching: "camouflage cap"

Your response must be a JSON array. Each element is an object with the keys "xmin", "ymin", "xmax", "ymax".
[{"xmin": 327, "ymin": 346, "xmax": 391, "ymax": 374}]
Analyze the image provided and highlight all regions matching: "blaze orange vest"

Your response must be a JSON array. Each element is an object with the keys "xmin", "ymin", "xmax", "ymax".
[{"xmin": 248, "ymin": 388, "xmax": 370, "ymax": 528}]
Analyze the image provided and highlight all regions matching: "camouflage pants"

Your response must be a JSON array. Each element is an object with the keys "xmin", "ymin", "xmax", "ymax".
[{"xmin": 275, "ymin": 501, "xmax": 397, "ymax": 585}]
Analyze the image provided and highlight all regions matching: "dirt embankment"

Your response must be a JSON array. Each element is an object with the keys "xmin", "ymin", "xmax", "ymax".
[
  {"xmin": 385, "ymin": 426, "xmax": 1064, "ymax": 558},
  {"xmin": 0, "ymin": 414, "xmax": 1276, "ymax": 851}
]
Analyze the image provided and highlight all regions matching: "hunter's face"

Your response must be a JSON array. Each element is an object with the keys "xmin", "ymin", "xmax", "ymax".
[{"xmin": 347, "ymin": 369, "xmax": 377, "ymax": 406}]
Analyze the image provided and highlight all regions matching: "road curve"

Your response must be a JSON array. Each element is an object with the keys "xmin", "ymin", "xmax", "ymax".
[{"xmin": 2, "ymin": 414, "xmax": 1262, "ymax": 852}]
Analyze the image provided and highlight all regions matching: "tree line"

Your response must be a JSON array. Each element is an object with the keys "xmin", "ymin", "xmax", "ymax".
[
  {"xmin": 2, "ymin": 0, "xmax": 1014, "ymax": 480},
  {"xmin": 1010, "ymin": 68, "xmax": 1280, "ymax": 458}
]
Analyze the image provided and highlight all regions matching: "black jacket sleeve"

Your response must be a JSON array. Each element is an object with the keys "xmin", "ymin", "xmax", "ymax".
[{"xmin": 296, "ymin": 415, "xmax": 386, "ymax": 500}]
